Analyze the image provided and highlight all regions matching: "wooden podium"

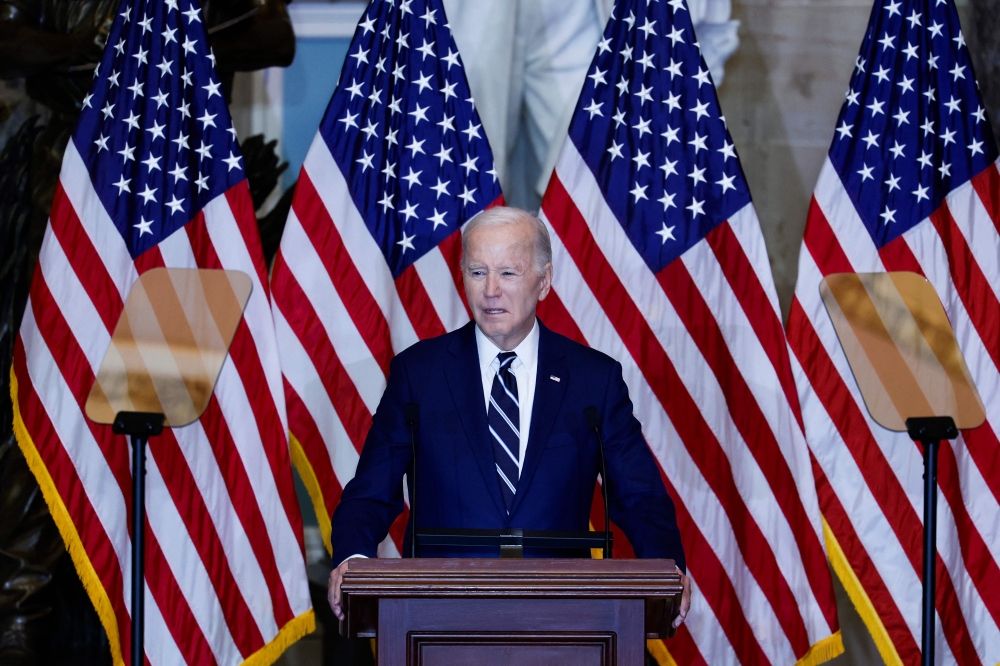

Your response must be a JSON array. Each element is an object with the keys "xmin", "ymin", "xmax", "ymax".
[{"xmin": 339, "ymin": 558, "xmax": 683, "ymax": 666}]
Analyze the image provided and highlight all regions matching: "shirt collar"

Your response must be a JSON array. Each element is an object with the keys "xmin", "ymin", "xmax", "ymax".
[{"xmin": 475, "ymin": 319, "xmax": 540, "ymax": 372}]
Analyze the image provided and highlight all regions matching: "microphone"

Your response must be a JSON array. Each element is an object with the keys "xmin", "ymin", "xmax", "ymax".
[
  {"xmin": 404, "ymin": 402, "xmax": 419, "ymax": 559},
  {"xmin": 584, "ymin": 406, "xmax": 612, "ymax": 559}
]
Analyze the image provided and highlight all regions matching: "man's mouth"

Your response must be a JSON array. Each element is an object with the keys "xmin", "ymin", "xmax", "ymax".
[{"xmin": 483, "ymin": 309, "xmax": 506, "ymax": 315}]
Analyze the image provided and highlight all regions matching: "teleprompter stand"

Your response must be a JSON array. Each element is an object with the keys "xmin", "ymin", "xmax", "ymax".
[
  {"xmin": 820, "ymin": 272, "xmax": 985, "ymax": 666},
  {"xmin": 84, "ymin": 268, "xmax": 252, "ymax": 665}
]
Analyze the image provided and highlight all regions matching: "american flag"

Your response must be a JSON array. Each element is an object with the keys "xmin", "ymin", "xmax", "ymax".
[
  {"xmin": 533, "ymin": 0, "xmax": 843, "ymax": 663},
  {"xmin": 270, "ymin": 0, "xmax": 502, "ymax": 558},
  {"xmin": 786, "ymin": 0, "xmax": 1000, "ymax": 661},
  {"xmin": 9, "ymin": 0, "xmax": 314, "ymax": 663}
]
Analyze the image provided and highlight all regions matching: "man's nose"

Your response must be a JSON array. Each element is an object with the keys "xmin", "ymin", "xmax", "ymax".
[{"xmin": 484, "ymin": 273, "xmax": 501, "ymax": 297}]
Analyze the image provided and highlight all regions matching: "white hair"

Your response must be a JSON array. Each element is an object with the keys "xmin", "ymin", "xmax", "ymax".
[{"xmin": 461, "ymin": 206, "xmax": 553, "ymax": 274}]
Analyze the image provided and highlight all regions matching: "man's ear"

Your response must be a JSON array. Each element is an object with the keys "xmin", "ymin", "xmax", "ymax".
[{"xmin": 537, "ymin": 263, "xmax": 553, "ymax": 301}]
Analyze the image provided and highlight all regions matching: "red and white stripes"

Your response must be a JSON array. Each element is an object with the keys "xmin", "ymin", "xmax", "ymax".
[
  {"xmin": 12, "ymin": 139, "xmax": 314, "ymax": 666},
  {"xmin": 537, "ymin": 140, "xmax": 841, "ymax": 665},
  {"xmin": 787, "ymin": 156, "xmax": 1000, "ymax": 665}
]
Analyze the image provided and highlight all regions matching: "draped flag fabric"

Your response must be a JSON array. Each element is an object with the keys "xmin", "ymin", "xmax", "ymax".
[
  {"xmin": 534, "ymin": 0, "xmax": 844, "ymax": 663},
  {"xmin": 786, "ymin": 0, "xmax": 1000, "ymax": 662},
  {"xmin": 270, "ymin": 0, "xmax": 502, "ymax": 556},
  {"xmin": 8, "ymin": 0, "xmax": 314, "ymax": 662}
]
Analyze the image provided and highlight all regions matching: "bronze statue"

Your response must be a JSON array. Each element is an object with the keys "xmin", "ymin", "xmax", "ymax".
[{"xmin": 0, "ymin": 1, "xmax": 294, "ymax": 662}]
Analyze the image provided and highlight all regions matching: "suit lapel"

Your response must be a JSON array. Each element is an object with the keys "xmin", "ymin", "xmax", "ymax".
[
  {"xmin": 509, "ymin": 323, "xmax": 568, "ymax": 516},
  {"xmin": 444, "ymin": 322, "xmax": 508, "ymax": 519}
]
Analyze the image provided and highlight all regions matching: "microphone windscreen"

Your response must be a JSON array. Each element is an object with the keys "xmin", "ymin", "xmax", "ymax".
[
  {"xmin": 584, "ymin": 406, "xmax": 601, "ymax": 430},
  {"xmin": 404, "ymin": 402, "xmax": 419, "ymax": 425}
]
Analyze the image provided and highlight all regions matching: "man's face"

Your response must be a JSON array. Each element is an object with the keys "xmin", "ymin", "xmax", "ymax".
[{"xmin": 462, "ymin": 220, "xmax": 552, "ymax": 350}]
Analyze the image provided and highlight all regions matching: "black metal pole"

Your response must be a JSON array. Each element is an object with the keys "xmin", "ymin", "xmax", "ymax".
[
  {"xmin": 921, "ymin": 438, "xmax": 938, "ymax": 666},
  {"xmin": 131, "ymin": 434, "xmax": 147, "ymax": 666}
]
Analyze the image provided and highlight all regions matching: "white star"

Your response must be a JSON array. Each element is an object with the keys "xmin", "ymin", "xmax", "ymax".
[
  {"xmin": 346, "ymin": 79, "xmax": 364, "ymax": 99},
  {"xmin": 693, "ymin": 67, "xmax": 711, "ymax": 87},
  {"xmin": 108, "ymin": 70, "xmax": 120, "ymax": 87},
  {"xmin": 623, "ymin": 10, "xmax": 636, "ymax": 30},
  {"xmin": 434, "ymin": 146, "xmax": 453, "ymax": 165},
  {"xmin": 138, "ymin": 14, "xmax": 152, "ymax": 32},
  {"xmin": 897, "ymin": 76, "xmax": 914, "ymax": 94},
  {"xmin": 113, "ymin": 175, "xmax": 130, "ymax": 194},
  {"xmin": 846, "ymin": 89, "xmax": 859, "ymax": 106},
  {"xmin": 950, "ymin": 63, "xmax": 966, "ymax": 82},
  {"xmin": 634, "ymin": 84, "xmax": 654, "ymax": 105},
  {"xmin": 938, "ymin": 162, "xmax": 951, "ymax": 178},
  {"xmin": 663, "ymin": 91, "xmax": 681, "ymax": 112},
  {"xmin": 127, "ymin": 80, "xmax": 143, "ymax": 99},
  {"xmin": 880, "ymin": 207, "xmax": 896, "ymax": 224},
  {"xmin": 203, "ymin": 80, "xmax": 222, "ymax": 99},
  {"xmin": 921, "ymin": 119, "xmax": 935, "ymax": 136},
  {"xmin": 198, "ymin": 110, "xmax": 217, "ymax": 129},
  {"xmin": 120, "ymin": 5, "xmax": 130, "ymax": 21},
  {"xmin": 633, "ymin": 117, "xmax": 652, "ymax": 137},
  {"xmin": 885, "ymin": 173, "xmax": 900, "ymax": 192},
  {"xmin": 401, "ymin": 201, "xmax": 419, "ymax": 222},
  {"xmin": 927, "ymin": 53, "xmax": 939, "ymax": 70},
  {"xmin": 421, "ymin": 7, "xmax": 437, "ymax": 26},
  {"xmin": 970, "ymin": 139, "xmax": 985, "ymax": 157},
  {"xmin": 166, "ymin": 195, "xmax": 184, "ymax": 215},
  {"xmin": 903, "ymin": 43, "xmax": 919, "ymax": 60},
  {"xmin": 941, "ymin": 128, "xmax": 956, "ymax": 145},
  {"xmin": 181, "ymin": 69, "xmax": 193, "ymax": 87},
  {"xmin": 461, "ymin": 155, "xmax": 479, "ymax": 175},
  {"xmin": 132, "ymin": 46, "xmax": 148, "ymax": 65},
  {"xmin": 152, "ymin": 89, "xmax": 169, "ymax": 108},
  {"xmin": 379, "ymin": 192, "xmax": 394, "ymax": 212},
  {"xmin": 662, "ymin": 126, "xmax": 680, "ymax": 145},
  {"xmin": 584, "ymin": 99, "xmax": 603, "ymax": 119},
  {"xmin": 630, "ymin": 183, "xmax": 648, "ymax": 202},
  {"xmin": 438, "ymin": 114, "xmax": 456, "ymax": 134},
  {"xmin": 431, "ymin": 178, "xmax": 450, "ymax": 199},
  {"xmin": 417, "ymin": 39, "xmax": 435, "ymax": 61},
  {"xmin": 195, "ymin": 174, "xmax": 209, "ymax": 192},
  {"xmin": 162, "ymin": 26, "xmax": 177, "ymax": 44},
  {"xmin": 867, "ymin": 99, "xmax": 885, "ymax": 116},
  {"xmin": 718, "ymin": 141, "xmax": 736, "ymax": 160},
  {"xmin": 114, "ymin": 38, "xmax": 125, "ymax": 55},
  {"xmin": 923, "ymin": 87, "xmax": 937, "ymax": 103},
  {"xmin": 361, "ymin": 120, "xmax": 379, "ymax": 141},
  {"xmin": 597, "ymin": 37, "xmax": 611, "ymax": 55},
  {"xmin": 134, "ymin": 217, "xmax": 153, "ymax": 236},
  {"xmin": 458, "ymin": 186, "xmax": 476, "ymax": 205},
  {"xmin": 917, "ymin": 151, "xmax": 933, "ymax": 169},
  {"xmin": 836, "ymin": 121, "xmax": 853, "ymax": 139},
  {"xmin": 667, "ymin": 26, "xmax": 684, "ymax": 45},
  {"xmin": 589, "ymin": 67, "xmax": 607, "ymax": 88},
  {"xmin": 716, "ymin": 173, "xmax": 736, "ymax": 193},
  {"xmin": 396, "ymin": 31, "xmax": 409, "ymax": 50},
  {"xmin": 885, "ymin": 0, "xmax": 901, "ymax": 16},
  {"xmin": 183, "ymin": 5, "xmax": 201, "ymax": 23},
  {"xmin": 462, "ymin": 121, "xmax": 482, "ymax": 141},
  {"xmin": 400, "ymin": 0, "xmax": 414, "ymax": 15},
  {"xmin": 397, "ymin": 232, "xmax": 416, "ymax": 253},
  {"xmin": 429, "ymin": 209, "xmax": 448, "ymax": 229},
  {"xmin": 124, "ymin": 111, "xmax": 140, "ymax": 130},
  {"xmin": 382, "ymin": 161, "xmax": 396, "ymax": 180},
  {"xmin": 913, "ymin": 184, "xmax": 930, "ymax": 202},
  {"xmin": 359, "ymin": 15, "xmax": 375, "ymax": 33},
  {"xmin": 632, "ymin": 150, "xmax": 650, "ymax": 170},
  {"xmin": 874, "ymin": 65, "xmax": 890, "ymax": 83},
  {"xmin": 339, "ymin": 111, "xmax": 358, "ymax": 130},
  {"xmin": 857, "ymin": 164, "xmax": 874, "ymax": 181},
  {"xmin": 878, "ymin": 33, "xmax": 895, "ymax": 50},
  {"xmin": 487, "ymin": 167, "xmax": 498, "ymax": 183},
  {"xmin": 637, "ymin": 52, "xmax": 655, "ymax": 72},
  {"xmin": 974, "ymin": 105, "xmax": 986, "ymax": 123},
  {"xmin": 375, "ymin": 57, "xmax": 386, "ymax": 74},
  {"xmin": 169, "ymin": 164, "xmax": 187, "ymax": 182},
  {"xmin": 82, "ymin": 93, "xmax": 93, "ymax": 109},
  {"xmin": 94, "ymin": 134, "xmax": 109, "ymax": 152},
  {"xmin": 655, "ymin": 222, "xmax": 676, "ymax": 243},
  {"xmin": 400, "ymin": 167, "xmax": 422, "ymax": 188},
  {"xmin": 668, "ymin": 0, "xmax": 685, "ymax": 11},
  {"xmin": 688, "ymin": 165, "xmax": 707, "ymax": 184},
  {"xmin": 414, "ymin": 72, "xmax": 433, "ymax": 94},
  {"xmin": 392, "ymin": 63, "xmax": 406, "ymax": 82},
  {"xmin": 195, "ymin": 142, "xmax": 213, "ymax": 161},
  {"xmin": 690, "ymin": 100, "xmax": 710, "ymax": 120},
  {"xmin": 181, "ymin": 36, "xmax": 196, "ymax": 55},
  {"xmin": 442, "ymin": 48, "xmax": 460, "ymax": 69},
  {"xmin": 638, "ymin": 17, "xmax": 657, "ymax": 37},
  {"xmin": 407, "ymin": 137, "xmax": 426, "ymax": 156},
  {"xmin": 607, "ymin": 140, "xmax": 624, "ymax": 160},
  {"xmin": 138, "ymin": 184, "xmax": 157, "ymax": 204},
  {"xmin": 356, "ymin": 151, "xmax": 374, "ymax": 172},
  {"xmin": 855, "ymin": 57, "xmax": 866, "ymax": 73},
  {"xmin": 687, "ymin": 198, "xmax": 705, "ymax": 218},
  {"xmin": 893, "ymin": 109, "xmax": 910, "ymax": 126},
  {"xmin": 386, "ymin": 128, "xmax": 398, "ymax": 146},
  {"xmin": 664, "ymin": 58, "xmax": 683, "ymax": 79},
  {"xmin": 929, "ymin": 21, "xmax": 943, "ymax": 38},
  {"xmin": 350, "ymin": 45, "xmax": 369, "ymax": 66},
  {"xmin": 389, "ymin": 96, "xmax": 402, "ymax": 115},
  {"xmin": 661, "ymin": 157, "xmax": 678, "ymax": 177},
  {"xmin": 616, "ymin": 75, "xmax": 630, "ymax": 96},
  {"xmin": 954, "ymin": 31, "xmax": 965, "ymax": 49},
  {"xmin": 173, "ymin": 132, "xmax": 189, "ymax": 152},
  {"xmin": 146, "ymin": 121, "xmax": 165, "ymax": 141},
  {"xmin": 889, "ymin": 141, "xmax": 905, "ymax": 159},
  {"xmin": 906, "ymin": 9, "xmax": 921, "ymax": 26},
  {"xmin": 440, "ymin": 81, "xmax": 457, "ymax": 101},
  {"xmin": 690, "ymin": 133, "xmax": 708, "ymax": 153}
]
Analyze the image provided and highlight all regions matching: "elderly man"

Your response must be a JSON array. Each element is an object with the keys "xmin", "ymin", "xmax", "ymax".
[{"xmin": 328, "ymin": 206, "xmax": 690, "ymax": 624}]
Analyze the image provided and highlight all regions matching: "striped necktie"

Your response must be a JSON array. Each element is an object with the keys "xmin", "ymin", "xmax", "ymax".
[{"xmin": 488, "ymin": 351, "xmax": 520, "ymax": 512}]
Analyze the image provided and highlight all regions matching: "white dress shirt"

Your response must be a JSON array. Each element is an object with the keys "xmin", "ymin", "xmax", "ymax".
[{"xmin": 475, "ymin": 320, "xmax": 540, "ymax": 473}]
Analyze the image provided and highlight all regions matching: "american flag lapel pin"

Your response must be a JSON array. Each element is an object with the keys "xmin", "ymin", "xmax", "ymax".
[{"xmin": 550, "ymin": 375, "xmax": 561, "ymax": 382}]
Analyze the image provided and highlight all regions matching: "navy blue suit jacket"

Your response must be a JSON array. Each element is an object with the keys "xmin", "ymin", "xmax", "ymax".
[{"xmin": 329, "ymin": 320, "xmax": 685, "ymax": 569}]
